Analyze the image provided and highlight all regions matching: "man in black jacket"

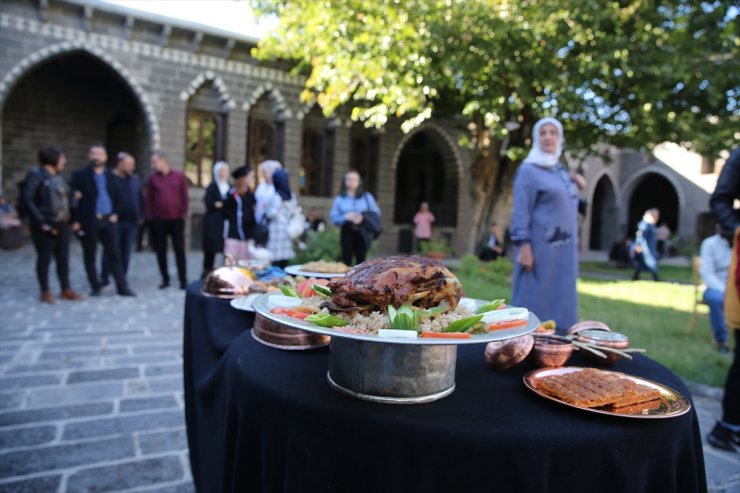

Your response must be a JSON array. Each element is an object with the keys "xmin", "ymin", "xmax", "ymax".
[
  {"xmin": 70, "ymin": 143, "xmax": 135, "ymax": 297},
  {"xmin": 22, "ymin": 146, "xmax": 83, "ymax": 303},
  {"xmin": 707, "ymin": 147, "xmax": 740, "ymax": 453}
]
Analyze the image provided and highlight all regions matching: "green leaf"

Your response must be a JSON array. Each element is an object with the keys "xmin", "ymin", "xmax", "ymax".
[
  {"xmin": 476, "ymin": 299, "xmax": 505, "ymax": 314},
  {"xmin": 443, "ymin": 315, "xmax": 484, "ymax": 333},
  {"xmin": 280, "ymin": 284, "xmax": 300, "ymax": 298},
  {"xmin": 311, "ymin": 284, "xmax": 332, "ymax": 298},
  {"xmin": 306, "ymin": 313, "xmax": 348, "ymax": 327}
]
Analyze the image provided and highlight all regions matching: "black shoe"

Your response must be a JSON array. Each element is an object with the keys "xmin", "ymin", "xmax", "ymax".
[
  {"xmin": 707, "ymin": 422, "xmax": 739, "ymax": 452},
  {"xmin": 99, "ymin": 280, "xmax": 110, "ymax": 289},
  {"xmin": 117, "ymin": 288, "xmax": 136, "ymax": 297},
  {"xmin": 159, "ymin": 281, "xmax": 170, "ymax": 289},
  {"xmin": 90, "ymin": 289, "xmax": 102, "ymax": 297},
  {"xmin": 179, "ymin": 281, "xmax": 187, "ymax": 290}
]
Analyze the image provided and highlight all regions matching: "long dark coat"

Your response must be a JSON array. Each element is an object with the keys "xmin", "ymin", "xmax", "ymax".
[{"xmin": 202, "ymin": 182, "xmax": 226, "ymax": 254}]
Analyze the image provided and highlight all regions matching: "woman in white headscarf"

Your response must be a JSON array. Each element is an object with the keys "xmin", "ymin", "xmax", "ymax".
[
  {"xmin": 201, "ymin": 161, "xmax": 230, "ymax": 278},
  {"xmin": 508, "ymin": 117, "xmax": 585, "ymax": 330},
  {"xmin": 253, "ymin": 160, "xmax": 283, "ymax": 246}
]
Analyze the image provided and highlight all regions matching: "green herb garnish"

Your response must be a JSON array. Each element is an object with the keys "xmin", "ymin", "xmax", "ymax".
[
  {"xmin": 475, "ymin": 299, "xmax": 505, "ymax": 314},
  {"xmin": 306, "ymin": 313, "xmax": 348, "ymax": 327},
  {"xmin": 311, "ymin": 284, "xmax": 332, "ymax": 298},
  {"xmin": 280, "ymin": 284, "xmax": 301, "ymax": 298},
  {"xmin": 387, "ymin": 304, "xmax": 420, "ymax": 331},
  {"xmin": 443, "ymin": 315, "xmax": 484, "ymax": 333}
]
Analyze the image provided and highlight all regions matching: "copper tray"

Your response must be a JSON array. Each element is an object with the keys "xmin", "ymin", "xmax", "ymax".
[
  {"xmin": 252, "ymin": 313, "xmax": 330, "ymax": 351},
  {"xmin": 523, "ymin": 367, "xmax": 691, "ymax": 419}
]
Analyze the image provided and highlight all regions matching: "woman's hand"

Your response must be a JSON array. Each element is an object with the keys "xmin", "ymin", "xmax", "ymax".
[
  {"xmin": 517, "ymin": 243, "xmax": 534, "ymax": 270},
  {"xmin": 570, "ymin": 172, "xmax": 587, "ymax": 191},
  {"xmin": 215, "ymin": 201, "xmax": 223, "ymax": 209}
]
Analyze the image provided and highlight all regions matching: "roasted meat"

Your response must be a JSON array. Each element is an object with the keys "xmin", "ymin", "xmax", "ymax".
[{"xmin": 327, "ymin": 256, "xmax": 462, "ymax": 312}]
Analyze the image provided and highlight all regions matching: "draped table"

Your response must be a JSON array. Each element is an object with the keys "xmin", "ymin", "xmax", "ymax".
[{"xmin": 184, "ymin": 282, "xmax": 707, "ymax": 493}]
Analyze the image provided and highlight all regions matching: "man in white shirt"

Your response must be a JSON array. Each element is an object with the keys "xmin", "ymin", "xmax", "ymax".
[{"xmin": 700, "ymin": 231, "xmax": 732, "ymax": 353}]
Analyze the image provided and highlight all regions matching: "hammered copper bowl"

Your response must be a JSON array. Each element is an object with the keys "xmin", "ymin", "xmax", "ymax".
[
  {"xmin": 528, "ymin": 335, "xmax": 573, "ymax": 368},
  {"xmin": 202, "ymin": 265, "xmax": 257, "ymax": 299},
  {"xmin": 252, "ymin": 313, "xmax": 330, "ymax": 350},
  {"xmin": 567, "ymin": 320, "xmax": 611, "ymax": 336},
  {"xmin": 576, "ymin": 329, "xmax": 629, "ymax": 365},
  {"xmin": 485, "ymin": 334, "xmax": 534, "ymax": 370}
]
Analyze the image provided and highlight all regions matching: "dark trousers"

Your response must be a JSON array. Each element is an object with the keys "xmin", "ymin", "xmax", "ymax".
[
  {"xmin": 101, "ymin": 222, "xmax": 137, "ymax": 282},
  {"xmin": 340, "ymin": 225, "xmax": 368, "ymax": 266},
  {"xmin": 479, "ymin": 247, "xmax": 500, "ymax": 262},
  {"xmin": 149, "ymin": 218, "xmax": 186, "ymax": 285},
  {"xmin": 80, "ymin": 217, "xmax": 128, "ymax": 291},
  {"xmin": 31, "ymin": 223, "xmax": 71, "ymax": 292},
  {"xmin": 722, "ymin": 330, "xmax": 740, "ymax": 425}
]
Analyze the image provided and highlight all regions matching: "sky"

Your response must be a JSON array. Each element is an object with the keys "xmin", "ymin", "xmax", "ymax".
[{"xmin": 102, "ymin": 0, "xmax": 277, "ymax": 39}]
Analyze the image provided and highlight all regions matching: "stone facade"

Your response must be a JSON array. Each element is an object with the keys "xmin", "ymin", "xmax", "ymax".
[{"xmin": 0, "ymin": 0, "xmax": 720, "ymax": 256}]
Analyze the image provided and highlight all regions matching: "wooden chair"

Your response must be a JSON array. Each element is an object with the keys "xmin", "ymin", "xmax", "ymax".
[{"xmin": 688, "ymin": 256, "xmax": 707, "ymax": 333}]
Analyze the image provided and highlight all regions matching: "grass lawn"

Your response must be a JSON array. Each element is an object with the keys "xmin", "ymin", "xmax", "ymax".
[
  {"xmin": 579, "ymin": 261, "xmax": 694, "ymax": 284},
  {"xmin": 458, "ymin": 273, "xmax": 732, "ymax": 388}
]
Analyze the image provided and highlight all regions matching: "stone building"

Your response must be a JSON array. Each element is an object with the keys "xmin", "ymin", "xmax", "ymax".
[{"xmin": 0, "ymin": 0, "xmax": 722, "ymax": 257}]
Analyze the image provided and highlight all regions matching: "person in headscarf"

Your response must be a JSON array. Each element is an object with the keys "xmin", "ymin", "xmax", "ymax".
[
  {"xmin": 223, "ymin": 166, "xmax": 256, "ymax": 258},
  {"xmin": 265, "ymin": 168, "xmax": 298, "ymax": 268},
  {"xmin": 508, "ymin": 117, "xmax": 585, "ymax": 330},
  {"xmin": 201, "ymin": 161, "xmax": 230, "ymax": 277},
  {"xmin": 254, "ymin": 160, "xmax": 283, "ymax": 224}
]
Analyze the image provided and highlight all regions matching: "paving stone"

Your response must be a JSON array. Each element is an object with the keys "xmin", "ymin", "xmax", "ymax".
[
  {"xmin": 127, "ymin": 377, "xmax": 183, "ymax": 395},
  {"xmin": 0, "ymin": 375, "xmax": 61, "ymax": 389},
  {"xmin": 6, "ymin": 361, "xmax": 90, "ymax": 373},
  {"xmin": 39, "ymin": 348, "xmax": 128, "ymax": 361},
  {"xmin": 120, "ymin": 395, "xmax": 178, "ymax": 413},
  {"xmin": 0, "ymin": 436, "xmax": 134, "ymax": 477},
  {"xmin": 0, "ymin": 425, "xmax": 56, "ymax": 448},
  {"xmin": 0, "ymin": 394, "xmax": 24, "ymax": 411},
  {"xmin": 67, "ymin": 367, "xmax": 140, "ymax": 384},
  {"xmin": 63, "ymin": 409, "xmax": 183, "ymax": 440},
  {"xmin": 66, "ymin": 455, "xmax": 184, "ymax": 493},
  {"xmin": 138, "ymin": 428, "xmax": 187, "ymax": 455},
  {"xmin": 133, "ymin": 345, "xmax": 182, "ymax": 354},
  {"xmin": 112, "ymin": 355, "xmax": 180, "ymax": 365},
  {"xmin": 0, "ymin": 402, "xmax": 113, "ymax": 427},
  {"xmin": 144, "ymin": 363, "xmax": 182, "ymax": 377},
  {"xmin": 139, "ymin": 481, "xmax": 196, "ymax": 493},
  {"xmin": 26, "ymin": 382, "xmax": 123, "ymax": 407},
  {"xmin": 0, "ymin": 474, "xmax": 62, "ymax": 493}
]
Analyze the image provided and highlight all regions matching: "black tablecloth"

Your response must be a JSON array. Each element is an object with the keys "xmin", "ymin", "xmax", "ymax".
[{"xmin": 184, "ymin": 282, "xmax": 707, "ymax": 493}]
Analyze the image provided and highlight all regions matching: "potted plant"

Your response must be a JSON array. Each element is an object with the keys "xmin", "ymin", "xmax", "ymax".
[{"xmin": 420, "ymin": 236, "xmax": 454, "ymax": 259}]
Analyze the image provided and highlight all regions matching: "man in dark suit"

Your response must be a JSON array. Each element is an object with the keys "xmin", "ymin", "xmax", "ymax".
[{"xmin": 70, "ymin": 143, "xmax": 135, "ymax": 297}]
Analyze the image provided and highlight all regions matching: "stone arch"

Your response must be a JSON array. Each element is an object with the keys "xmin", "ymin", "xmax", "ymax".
[
  {"xmin": 392, "ymin": 124, "xmax": 461, "ymax": 233},
  {"xmin": 390, "ymin": 123, "xmax": 464, "ymax": 179},
  {"xmin": 179, "ymin": 71, "xmax": 235, "ymax": 111},
  {"xmin": 0, "ymin": 42, "xmax": 160, "ymax": 149},
  {"xmin": 241, "ymin": 83, "xmax": 292, "ymax": 119},
  {"xmin": 587, "ymin": 168, "xmax": 621, "ymax": 250},
  {"xmin": 621, "ymin": 165, "xmax": 684, "ymax": 235}
]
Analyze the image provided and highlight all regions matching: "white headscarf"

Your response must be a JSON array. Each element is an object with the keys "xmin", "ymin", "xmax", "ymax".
[
  {"xmin": 258, "ymin": 160, "xmax": 283, "ymax": 183},
  {"xmin": 212, "ymin": 161, "xmax": 231, "ymax": 197},
  {"xmin": 524, "ymin": 117, "xmax": 564, "ymax": 168}
]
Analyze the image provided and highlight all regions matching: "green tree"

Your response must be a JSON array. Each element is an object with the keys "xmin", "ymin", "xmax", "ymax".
[{"xmin": 253, "ymin": 0, "xmax": 738, "ymax": 251}]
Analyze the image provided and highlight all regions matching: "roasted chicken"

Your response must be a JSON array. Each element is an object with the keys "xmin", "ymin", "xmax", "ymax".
[{"xmin": 326, "ymin": 256, "xmax": 463, "ymax": 312}]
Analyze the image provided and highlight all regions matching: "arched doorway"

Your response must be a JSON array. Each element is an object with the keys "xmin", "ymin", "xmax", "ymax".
[
  {"xmin": 394, "ymin": 130, "xmax": 458, "ymax": 251},
  {"xmin": 246, "ymin": 90, "xmax": 286, "ymax": 168},
  {"xmin": 589, "ymin": 175, "xmax": 618, "ymax": 250},
  {"xmin": 1, "ymin": 50, "xmax": 150, "ymax": 191},
  {"xmin": 299, "ymin": 105, "xmax": 334, "ymax": 197},
  {"xmin": 627, "ymin": 173, "xmax": 679, "ymax": 237}
]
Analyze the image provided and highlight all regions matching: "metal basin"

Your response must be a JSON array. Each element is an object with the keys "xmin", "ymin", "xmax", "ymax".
[{"xmin": 327, "ymin": 337, "xmax": 457, "ymax": 404}]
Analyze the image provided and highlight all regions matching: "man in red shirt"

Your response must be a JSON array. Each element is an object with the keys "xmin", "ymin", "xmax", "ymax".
[{"xmin": 144, "ymin": 152, "xmax": 189, "ymax": 289}]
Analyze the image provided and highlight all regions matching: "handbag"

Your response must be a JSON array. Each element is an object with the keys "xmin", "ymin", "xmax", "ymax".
[
  {"xmin": 286, "ymin": 203, "xmax": 306, "ymax": 240},
  {"xmin": 253, "ymin": 217, "xmax": 269, "ymax": 246},
  {"xmin": 361, "ymin": 194, "xmax": 382, "ymax": 240}
]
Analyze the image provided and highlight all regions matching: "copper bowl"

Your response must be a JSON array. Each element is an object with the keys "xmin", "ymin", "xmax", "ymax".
[
  {"xmin": 576, "ymin": 329, "xmax": 629, "ymax": 365},
  {"xmin": 485, "ymin": 335, "xmax": 534, "ymax": 370},
  {"xmin": 567, "ymin": 320, "xmax": 611, "ymax": 336},
  {"xmin": 528, "ymin": 335, "xmax": 573, "ymax": 368},
  {"xmin": 202, "ymin": 263, "xmax": 258, "ymax": 299},
  {"xmin": 252, "ymin": 313, "xmax": 330, "ymax": 350}
]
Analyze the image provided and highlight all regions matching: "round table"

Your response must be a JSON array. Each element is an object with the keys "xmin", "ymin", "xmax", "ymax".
[{"xmin": 184, "ymin": 283, "xmax": 707, "ymax": 493}]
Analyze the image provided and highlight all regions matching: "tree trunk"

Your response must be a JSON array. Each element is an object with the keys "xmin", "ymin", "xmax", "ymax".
[{"xmin": 467, "ymin": 138, "xmax": 502, "ymax": 253}]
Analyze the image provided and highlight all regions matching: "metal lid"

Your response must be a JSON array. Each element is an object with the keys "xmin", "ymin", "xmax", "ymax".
[{"xmin": 201, "ymin": 255, "xmax": 258, "ymax": 299}]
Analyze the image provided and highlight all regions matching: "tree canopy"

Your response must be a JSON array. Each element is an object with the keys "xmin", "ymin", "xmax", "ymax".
[{"xmin": 253, "ymin": 0, "xmax": 738, "ymax": 248}]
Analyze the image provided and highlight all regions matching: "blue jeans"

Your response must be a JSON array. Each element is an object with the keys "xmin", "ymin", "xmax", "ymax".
[
  {"xmin": 101, "ymin": 222, "xmax": 137, "ymax": 282},
  {"xmin": 703, "ymin": 288, "xmax": 727, "ymax": 344}
]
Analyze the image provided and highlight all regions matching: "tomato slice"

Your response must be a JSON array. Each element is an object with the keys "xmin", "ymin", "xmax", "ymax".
[{"xmin": 419, "ymin": 331, "xmax": 472, "ymax": 339}]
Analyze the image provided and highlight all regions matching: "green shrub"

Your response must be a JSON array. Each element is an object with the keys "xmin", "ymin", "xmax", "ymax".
[
  {"xmin": 457, "ymin": 254, "xmax": 513, "ymax": 285},
  {"xmin": 291, "ymin": 228, "xmax": 343, "ymax": 264},
  {"xmin": 420, "ymin": 235, "xmax": 454, "ymax": 255}
]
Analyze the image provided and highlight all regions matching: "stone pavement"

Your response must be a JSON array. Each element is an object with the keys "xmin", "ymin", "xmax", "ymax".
[{"xmin": 0, "ymin": 244, "xmax": 738, "ymax": 492}]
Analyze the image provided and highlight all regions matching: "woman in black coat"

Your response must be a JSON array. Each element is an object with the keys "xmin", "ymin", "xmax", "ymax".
[
  {"xmin": 223, "ymin": 166, "xmax": 257, "ymax": 244},
  {"xmin": 201, "ymin": 161, "xmax": 230, "ymax": 278}
]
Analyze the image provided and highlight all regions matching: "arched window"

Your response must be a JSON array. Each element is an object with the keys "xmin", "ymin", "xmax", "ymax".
[
  {"xmin": 247, "ymin": 93, "xmax": 284, "ymax": 167},
  {"xmin": 299, "ymin": 106, "xmax": 334, "ymax": 197},
  {"xmin": 185, "ymin": 81, "xmax": 228, "ymax": 187}
]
